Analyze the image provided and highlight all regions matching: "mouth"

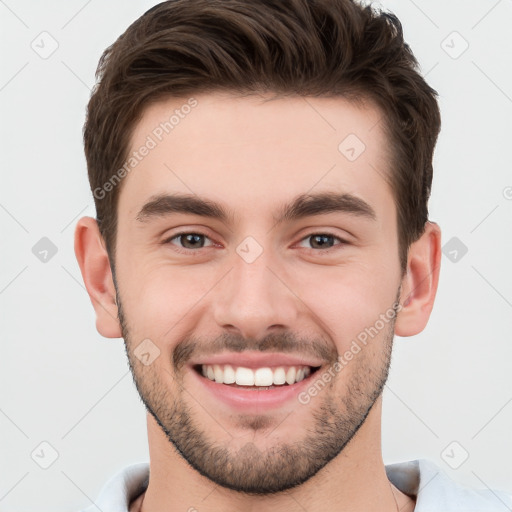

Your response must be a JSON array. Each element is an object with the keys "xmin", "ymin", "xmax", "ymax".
[
  {"xmin": 192, "ymin": 363, "xmax": 322, "ymax": 390},
  {"xmin": 188, "ymin": 351, "xmax": 327, "ymax": 411}
]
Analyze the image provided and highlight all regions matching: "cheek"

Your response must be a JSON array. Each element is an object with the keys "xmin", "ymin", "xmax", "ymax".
[
  {"xmin": 291, "ymin": 258, "xmax": 399, "ymax": 348},
  {"xmin": 118, "ymin": 261, "xmax": 218, "ymax": 338}
]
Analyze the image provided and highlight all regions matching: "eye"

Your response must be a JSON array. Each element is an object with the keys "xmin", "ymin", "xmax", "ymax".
[
  {"xmin": 164, "ymin": 232, "xmax": 216, "ymax": 251},
  {"xmin": 162, "ymin": 231, "xmax": 347, "ymax": 254},
  {"xmin": 297, "ymin": 233, "xmax": 347, "ymax": 251}
]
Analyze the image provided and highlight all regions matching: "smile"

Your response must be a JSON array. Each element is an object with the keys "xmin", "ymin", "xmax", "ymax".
[
  {"xmin": 196, "ymin": 364, "xmax": 320, "ymax": 388},
  {"xmin": 190, "ymin": 359, "xmax": 323, "ymax": 411}
]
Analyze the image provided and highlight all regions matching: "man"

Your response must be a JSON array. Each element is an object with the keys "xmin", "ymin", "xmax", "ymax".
[{"xmin": 74, "ymin": 0, "xmax": 512, "ymax": 510}]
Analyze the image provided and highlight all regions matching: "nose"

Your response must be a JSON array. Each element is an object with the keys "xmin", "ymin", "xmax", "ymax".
[{"xmin": 212, "ymin": 248, "xmax": 299, "ymax": 341}]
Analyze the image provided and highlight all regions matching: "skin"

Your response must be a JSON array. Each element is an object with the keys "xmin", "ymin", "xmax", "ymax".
[{"xmin": 75, "ymin": 92, "xmax": 441, "ymax": 512}]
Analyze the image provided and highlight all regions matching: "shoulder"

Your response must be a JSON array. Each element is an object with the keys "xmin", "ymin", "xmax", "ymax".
[
  {"xmin": 79, "ymin": 462, "xmax": 150, "ymax": 512},
  {"xmin": 386, "ymin": 458, "xmax": 512, "ymax": 511}
]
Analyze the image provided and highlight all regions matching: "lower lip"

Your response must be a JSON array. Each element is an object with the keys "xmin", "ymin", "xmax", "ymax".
[{"xmin": 190, "ymin": 367, "xmax": 320, "ymax": 411}]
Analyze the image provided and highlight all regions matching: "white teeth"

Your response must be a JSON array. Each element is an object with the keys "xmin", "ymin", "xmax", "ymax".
[
  {"xmin": 273, "ymin": 367, "xmax": 286, "ymax": 385},
  {"xmin": 213, "ymin": 364, "xmax": 223, "ymax": 383},
  {"xmin": 285, "ymin": 367, "xmax": 296, "ymax": 385},
  {"xmin": 236, "ymin": 366, "xmax": 255, "ymax": 386},
  {"xmin": 254, "ymin": 367, "xmax": 273, "ymax": 386},
  {"xmin": 223, "ymin": 364, "xmax": 236, "ymax": 384},
  {"xmin": 200, "ymin": 364, "xmax": 313, "ymax": 386}
]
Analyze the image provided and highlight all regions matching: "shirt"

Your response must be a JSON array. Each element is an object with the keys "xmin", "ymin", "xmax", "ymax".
[{"xmin": 80, "ymin": 458, "xmax": 512, "ymax": 511}]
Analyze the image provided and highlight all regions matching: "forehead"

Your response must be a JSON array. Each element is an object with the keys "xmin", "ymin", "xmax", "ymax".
[{"xmin": 119, "ymin": 92, "xmax": 394, "ymax": 228}]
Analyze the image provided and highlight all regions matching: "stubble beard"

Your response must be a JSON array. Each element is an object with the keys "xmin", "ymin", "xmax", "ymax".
[{"xmin": 117, "ymin": 292, "xmax": 397, "ymax": 495}]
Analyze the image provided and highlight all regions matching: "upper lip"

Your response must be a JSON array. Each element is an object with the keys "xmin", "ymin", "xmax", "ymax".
[{"xmin": 190, "ymin": 351, "xmax": 325, "ymax": 369}]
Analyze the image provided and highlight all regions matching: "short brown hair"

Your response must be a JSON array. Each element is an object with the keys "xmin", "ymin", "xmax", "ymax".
[{"xmin": 83, "ymin": 0, "xmax": 441, "ymax": 273}]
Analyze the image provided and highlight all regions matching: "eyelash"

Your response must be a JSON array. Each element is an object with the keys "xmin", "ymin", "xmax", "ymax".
[{"xmin": 162, "ymin": 231, "xmax": 348, "ymax": 254}]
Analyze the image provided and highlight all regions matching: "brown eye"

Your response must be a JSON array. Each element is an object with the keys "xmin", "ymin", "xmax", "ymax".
[
  {"xmin": 179, "ymin": 233, "xmax": 206, "ymax": 249},
  {"xmin": 164, "ymin": 232, "xmax": 215, "ymax": 251},
  {"xmin": 297, "ymin": 233, "xmax": 346, "ymax": 250}
]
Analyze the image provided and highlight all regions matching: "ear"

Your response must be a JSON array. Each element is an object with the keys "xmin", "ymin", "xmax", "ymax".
[
  {"xmin": 74, "ymin": 216, "xmax": 122, "ymax": 338},
  {"xmin": 395, "ymin": 221, "xmax": 442, "ymax": 337}
]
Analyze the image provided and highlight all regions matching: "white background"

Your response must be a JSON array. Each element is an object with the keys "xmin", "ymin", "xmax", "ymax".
[{"xmin": 0, "ymin": 0, "xmax": 511, "ymax": 510}]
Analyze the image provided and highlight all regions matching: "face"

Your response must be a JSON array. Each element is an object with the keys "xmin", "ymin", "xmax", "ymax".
[{"xmin": 113, "ymin": 92, "xmax": 404, "ymax": 494}]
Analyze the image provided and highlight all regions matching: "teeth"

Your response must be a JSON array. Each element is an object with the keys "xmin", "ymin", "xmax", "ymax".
[
  {"xmin": 235, "ymin": 367, "xmax": 254, "ymax": 386},
  {"xmin": 213, "ymin": 364, "xmax": 223, "ymax": 383},
  {"xmin": 223, "ymin": 364, "xmax": 236, "ymax": 384},
  {"xmin": 254, "ymin": 368, "xmax": 273, "ymax": 386},
  {"xmin": 285, "ymin": 366, "xmax": 296, "ymax": 385},
  {"xmin": 273, "ymin": 367, "xmax": 286, "ymax": 385},
  {"xmin": 200, "ymin": 364, "xmax": 314, "ymax": 386}
]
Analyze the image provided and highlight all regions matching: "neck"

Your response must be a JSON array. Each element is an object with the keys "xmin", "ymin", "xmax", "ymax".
[{"xmin": 136, "ymin": 398, "xmax": 415, "ymax": 512}]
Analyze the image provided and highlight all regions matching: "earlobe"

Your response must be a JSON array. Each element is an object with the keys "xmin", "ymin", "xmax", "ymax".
[
  {"xmin": 395, "ymin": 221, "xmax": 442, "ymax": 337},
  {"xmin": 74, "ymin": 216, "xmax": 122, "ymax": 338}
]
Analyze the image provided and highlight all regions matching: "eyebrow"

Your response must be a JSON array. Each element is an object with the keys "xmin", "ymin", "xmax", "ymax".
[{"xmin": 135, "ymin": 191, "xmax": 377, "ymax": 226}]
